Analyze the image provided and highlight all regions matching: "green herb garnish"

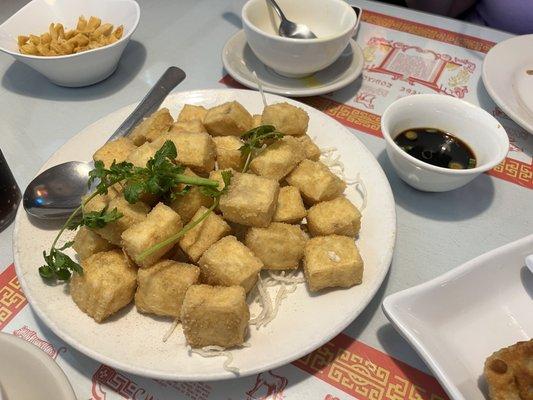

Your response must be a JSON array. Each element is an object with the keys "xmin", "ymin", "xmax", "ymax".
[
  {"xmin": 240, "ymin": 125, "xmax": 284, "ymax": 172},
  {"xmin": 135, "ymin": 170, "xmax": 233, "ymax": 263},
  {"xmin": 67, "ymin": 206, "xmax": 124, "ymax": 230}
]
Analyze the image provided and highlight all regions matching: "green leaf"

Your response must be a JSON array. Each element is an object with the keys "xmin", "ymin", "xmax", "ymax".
[
  {"xmin": 57, "ymin": 241, "xmax": 74, "ymax": 251},
  {"xmin": 80, "ymin": 207, "xmax": 123, "ymax": 229}
]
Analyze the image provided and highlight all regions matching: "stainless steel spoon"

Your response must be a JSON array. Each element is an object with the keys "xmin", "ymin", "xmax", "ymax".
[
  {"xmin": 23, "ymin": 66, "xmax": 186, "ymax": 220},
  {"xmin": 267, "ymin": 0, "xmax": 317, "ymax": 39}
]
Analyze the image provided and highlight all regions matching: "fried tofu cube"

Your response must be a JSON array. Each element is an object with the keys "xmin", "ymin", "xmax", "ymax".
[
  {"xmin": 72, "ymin": 226, "xmax": 114, "ymax": 259},
  {"xmin": 82, "ymin": 191, "xmax": 112, "ymax": 214},
  {"xmin": 177, "ymin": 104, "xmax": 207, "ymax": 123},
  {"xmin": 252, "ymin": 114, "xmax": 262, "ymax": 128},
  {"xmin": 272, "ymin": 186, "xmax": 306, "ymax": 224},
  {"xmin": 303, "ymin": 235, "xmax": 363, "ymax": 291},
  {"xmin": 249, "ymin": 136, "xmax": 305, "ymax": 181},
  {"xmin": 169, "ymin": 119, "xmax": 207, "ymax": 134},
  {"xmin": 70, "ymin": 249, "xmax": 137, "ymax": 322},
  {"xmin": 126, "ymin": 141, "xmax": 157, "ymax": 167},
  {"xmin": 213, "ymin": 136, "xmax": 243, "ymax": 170},
  {"xmin": 93, "ymin": 138, "xmax": 137, "ymax": 168},
  {"xmin": 203, "ymin": 101, "xmax": 253, "ymax": 136},
  {"xmin": 307, "ymin": 197, "xmax": 361, "ymax": 237},
  {"xmin": 219, "ymin": 172, "xmax": 279, "ymax": 227},
  {"xmin": 135, "ymin": 260, "xmax": 199, "ymax": 318},
  {"xmin": 179, "ymin": 206, "xmax": 231, "ymax": 262},
  {"xmin": 122, "ymin": 203, "xmax": 183, "ymax": 267},
  {"xmin": 198, "ymin": 236, "xmax": 263, "ymax": 292},
  {"xmin": 286, "ymin": 160, "xmax": 346, "ymax": 204},
  {"xmin": 261, "ymin": 102, "xmax": 309, "ymax": 136},
  {"xmin": 129, "ymin": 108, "xmax": 173, "ymax": 145},
  {"xmin": 85, "ymin": 196, "xmax": 150, "ymax": 246},
  {"xmin": 152, "ymin": 131, "xmax": 216, "ymax": 174},
  {"xmin": 208, "ymin": 169, "xmax": 233, "ymax": 190},
  {"xmin": 297, "ymin": 135, "xmax": 321, "ymax": 161},
  {"xmin": 170, "ymin": 168, "xmax": 212, "ymax": 223},
  {"xmin": 245, "ymin": 223, "xmax": 307, "ymax": 270},
  {"xmin": 181, "ymin": 284, "xmax": 249, "ymax": 348}
]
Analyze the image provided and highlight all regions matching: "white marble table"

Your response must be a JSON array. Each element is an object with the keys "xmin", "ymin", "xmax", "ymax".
[{"xmin": 0, "ymin": 1, "xmax": 531, "ymax": 399}]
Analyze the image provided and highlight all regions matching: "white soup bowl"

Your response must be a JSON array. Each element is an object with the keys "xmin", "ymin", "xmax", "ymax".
[
  {"xmin": 242, "ymin": 0, "xmax": 358, "ymax": 78},
  {"xmin": 381, "ymin": 94, "xmax": 509, "ymax": 192}
]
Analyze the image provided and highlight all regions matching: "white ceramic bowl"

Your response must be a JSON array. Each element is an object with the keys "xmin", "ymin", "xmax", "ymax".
[
  {"xmin": 242, "ymin": 0, "xmax": 358, "ymax": 78},
  {"xmin": 0, "ymin": 0, "xmax": 140, "ymax": 87},
  {"xmin": 0, "ymin": 333, "xmax": 76, "ymax": 400},
  {"xmin": 381, "ymin": 94, "xmax": 509, "ymax": 192}
]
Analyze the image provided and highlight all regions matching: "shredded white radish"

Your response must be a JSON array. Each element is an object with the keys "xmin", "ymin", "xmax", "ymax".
[
  {"xmin": 188, "ymin": 345, "xmax": 240, "ymax": 374},
  {"xmin": 162, "ymin": 319, "xmax": 179, "ymax": 342},
  {"xmin": 252, "ymin": 71, "xmax": 268, "ymax": 108},
  {"xmin": 249, "ymin": 274, "xmax": 272, "ymax": 328}
]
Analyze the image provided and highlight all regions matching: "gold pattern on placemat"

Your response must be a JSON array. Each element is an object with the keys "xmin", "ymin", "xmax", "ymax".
[{"xmin": 0, "ymin": 264, "xmax": 27, "ymax": 330}]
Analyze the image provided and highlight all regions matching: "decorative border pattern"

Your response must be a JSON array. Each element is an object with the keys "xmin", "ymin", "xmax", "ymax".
[
  {"xmin": 293, "ymin": 333, "xmax": 450, "ymax": 400},
  {"xmin": 0, "ymin": 264, "xmax": 27, "ymax": 330},
  {"xmin": 361, "ymin": 10, "xmax": 495, "ymax": 53}
]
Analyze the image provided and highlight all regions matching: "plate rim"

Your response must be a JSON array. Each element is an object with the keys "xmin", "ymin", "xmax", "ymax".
[
  {"xmin": 482, "ymin": 34, "xmax": 533, "ymax": 135},
  {"xmin": 13, "ymin": 88, "xmax": 396, "ymax": 380},
  {"xmin": 222, "ymin": 30, "xmax": 364, "ymax": 97},
  {"xmin": 382, "ymin": 233, "xmax": 533, "ymax": 400}
]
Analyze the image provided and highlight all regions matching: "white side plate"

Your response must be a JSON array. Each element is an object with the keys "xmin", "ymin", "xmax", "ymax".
[
  {"xmin": 14, "ymin": 89, "xmax": 396, "ymax": 381},
  {"xmin": 383, "ymin": 234, "xmax": 533, "ymax": 400}
]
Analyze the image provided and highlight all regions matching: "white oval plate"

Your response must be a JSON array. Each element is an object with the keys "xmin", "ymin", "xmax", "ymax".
[
  {"xmin": 0, "ymin": 333, "xmax": 76, "ymax": 400},
  {"xmin": 482, "ymin": 34, "xmax": 533, "ymax": 135},
  {"xmin": 13, "ymin": 89, "xmax": 396, "ymax": 381},
  {"xmin": 222, "ymin": 30, "xmax": 364, "ymax": 97}
]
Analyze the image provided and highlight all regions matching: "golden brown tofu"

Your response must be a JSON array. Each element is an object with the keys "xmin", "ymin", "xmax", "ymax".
[
  {"xmin": 249, "ymin": 136, "xmax": 305, "ymax": 181},
  {"xmin": 169, "ymin": 119, "xmax": 207, "ymax": 134},
  {"xmin": 303, "ymin": 235, "xmax": 364, "ymax": 292},
  {"xmin": 169, "ymin": 168, "xmax": 213, "ymax": 223},
  {"xmin": 297, "ymin": 135, "xmax": 321, "ymax": 161},
  {"xmin": 93, "ymin": 138, "xmax": 137, "ymax": 168},
  {"xmin": 177, "ymin": 104, "xmax": 207, "ymax": 123},
  {"xmin": 126, "ymin": 141, "xmax": 158, "ymax": 168},
  {"xmin": 121, "ymin": 203, "xmax": 183, "ymax": 267},
  {"xmin": 86, "ymin": 196, "xmax": 150, "ymax": 246},
  {"xmin": 152, "ymin": 131, "xmax": 216, "ymax": 174},
  {"xmin": 245, "ymin": 223, "xmax": 307, "ymax": 270},
  {"xmin": 204, "ymin": 101, "xmax": 253, "ymax": 136},
  {"xmin": 261, "ymin": 102, "xmax": 309, "ymax": 136},
  {"xmin": 72, "ymin": 226, "xmax": 115, "ymax": 259},
  {"xmin": 179, "ymin": 206, "xmax": 231, "ymax": 262},
  {"xmin": 286, "ymin": 160, "xmax": 346, "ymax": 205},
  {"xmin": 135, "ymin": 260, "xmax": 199, "ymax": 318},
  {"xmin": 484, "ymin": 340, "xmax": 533, "ymax": 400},
  {"xmin": 129, "ymin": 108, "xmax": 173, "ymax": 145},
  {"xmin": 70, "ymin": 249, "xmax": 137, "ymax": 322},
  {"xmin": 213, "ymin": 136, "xmax": 243, "ymax": 170},
  {"xmin": 219, "ymin": 172, "xmax": 279, "ymax": 227},
  {"xmin": 307, "ymin": 197, "xmax": 361, "ymax": 237},
  {"xmin": 198, "ymin": 236, "xmax": 263, "ymax": 292},
  {"xmin": 181, "ymin": 284, "xmax": 249, "ymax": 348},
  {"xmin": 252, "ymin": 114, "xmax": 262, "ymax": 128},
  {"xmin": 272, "ymin": 186, "xmax": 307, "ymax": 224}
]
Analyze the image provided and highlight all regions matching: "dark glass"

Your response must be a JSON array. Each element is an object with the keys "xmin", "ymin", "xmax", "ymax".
[
  {"xmin": 394, "ymin": 128, "xmax": 476, "ymax": 170},
  {"xmin": 0, "ymin": 150, "xmax": 21, "ymax": 231}
]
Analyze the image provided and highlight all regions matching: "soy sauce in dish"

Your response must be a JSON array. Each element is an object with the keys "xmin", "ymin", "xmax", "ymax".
[{"xmin": 394, "ymin": 128, "xmax": 476, "ymax": 169}]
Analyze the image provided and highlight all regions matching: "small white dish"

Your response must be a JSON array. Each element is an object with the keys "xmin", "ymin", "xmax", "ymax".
[
  {"xmin": 222, "ymin": 30, "xmax": 364, "ymax": 97},
  {"xmin": 0, "ymin": 332, "xmax": 76, "ymax": 400},
  {"xmin": 242, "ymin": 0, "xmax": 358, "ymax": 78},
  {"xmin": 0, "ymin": 0, "xmax": 140, "ymax": 87},
  {"xmin": 381, "ymin": 94, "xmax": 509, "ymax": 192},
  {"xmin": 483, "ymin": 34, "xmax": 533, "ymax": 135},
  {"xmin": 382, "ymin": 234, "xmax": 533, "ymax": 400}
]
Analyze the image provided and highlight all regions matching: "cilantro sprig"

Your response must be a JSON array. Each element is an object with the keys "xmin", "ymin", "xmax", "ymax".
[
  {"xmin": 240, "ymin": 125, "xmax": 284, "ymax": 172},
  {"xmin": 135, "ymin": 170, "xmax": 233, "ymax": 263},
  {"xmin": 40, "ymin": 140, "xmax": 221, "ymax": 281}
]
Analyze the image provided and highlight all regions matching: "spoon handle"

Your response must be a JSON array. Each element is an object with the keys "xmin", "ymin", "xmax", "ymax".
[
  {"xmin": 107, "ymin": 66, "xmax": 186, "ymax": 142},
  {"xmin": 267, "ymin": 0, "xmax": 288, "ymax": 21}
]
